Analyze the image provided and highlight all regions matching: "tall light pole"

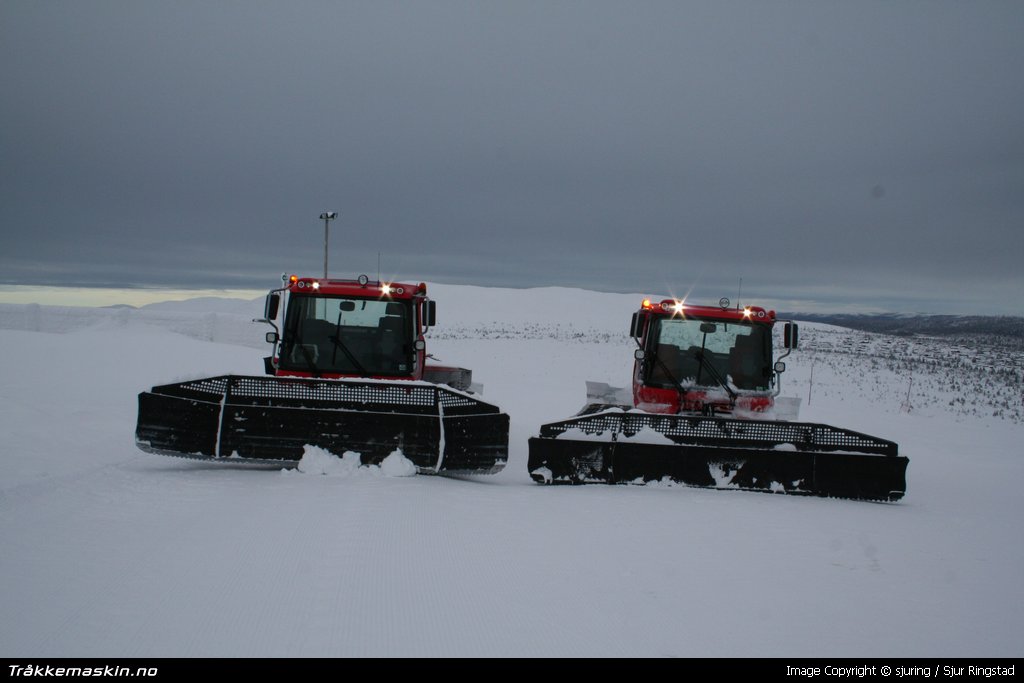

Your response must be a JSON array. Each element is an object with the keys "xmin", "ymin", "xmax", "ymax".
[{"xmin": 319, "ymin": 211, "xmax": 338, "ymax": 278}]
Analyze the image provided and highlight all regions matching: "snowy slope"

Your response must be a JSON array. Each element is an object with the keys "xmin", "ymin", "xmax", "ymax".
[{"xmin": 1, "ymin": 288, "xmax": 1022, "ymax": 657}]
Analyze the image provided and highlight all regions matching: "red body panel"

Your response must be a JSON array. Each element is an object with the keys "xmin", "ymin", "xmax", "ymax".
[
  {"xmin": 633, "ymin": 385, "xmax": 774, "ymax": 414},
  {"xmin": 641, "ymin": 299, "xmax": 775, "ymax": 323},
  {"xmin": 285, "ymin": 277, "xmax": 423, "ymax": 300}
]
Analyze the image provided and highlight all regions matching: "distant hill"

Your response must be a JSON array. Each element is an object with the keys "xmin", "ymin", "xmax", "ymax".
[
  {"xmin": 140, "ymin": 296, "xmax": 262, "ymax": 316},
  {"xmin": 784, "ymin": 313, "xmax": 1024, "ymax": 340}
]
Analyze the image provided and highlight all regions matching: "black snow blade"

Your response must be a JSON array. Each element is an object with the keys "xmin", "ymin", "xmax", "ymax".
[
  {"xmin": 527, "ymin": 406, "xmax": 907, "ymax": 502},
  {"xmin": 136, "ymin": 375, "xmax": 509, "ymax": 474}
]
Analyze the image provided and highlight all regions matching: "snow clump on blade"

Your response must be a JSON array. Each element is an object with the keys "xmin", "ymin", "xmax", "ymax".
[
  {"xmin": 295, "ymin": 446, "xmax": 364, "ymax": 476},
  {"xmin": 380, "ymin": 449, "xmax": 418, "ymax": 477}
]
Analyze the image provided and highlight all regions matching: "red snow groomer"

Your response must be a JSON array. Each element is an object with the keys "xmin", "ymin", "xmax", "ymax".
[
  {"xmin": 136, "ymin": 275, "xmax": 508, "ymax": 474},
  {"xmin": 528, "ymin": 297, "xmax": 908, "ymax": 501}
]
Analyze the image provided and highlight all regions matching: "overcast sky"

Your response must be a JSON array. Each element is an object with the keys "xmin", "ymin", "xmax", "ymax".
[{"xmin": 2, "ymin": 1, "xmax": 1022, "ymax": 314}]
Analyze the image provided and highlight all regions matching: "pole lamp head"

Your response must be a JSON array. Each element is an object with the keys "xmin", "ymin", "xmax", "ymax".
[{"xmin": 320, "ymin": 212, "xmax": 338, "ymax": 278}]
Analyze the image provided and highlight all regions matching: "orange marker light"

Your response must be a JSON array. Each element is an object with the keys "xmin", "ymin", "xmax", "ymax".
[{"xmin": 642, "ymin": 298, "xmax": 651, "ymax": 309}]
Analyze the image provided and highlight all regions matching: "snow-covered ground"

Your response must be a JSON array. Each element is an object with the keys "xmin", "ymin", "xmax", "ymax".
[{"xmin": 1, "ymin": 287, "xmax": 1022, "ymax": 657}]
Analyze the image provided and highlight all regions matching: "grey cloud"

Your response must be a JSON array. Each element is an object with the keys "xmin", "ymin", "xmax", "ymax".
[{"xmin": 2, "ymin": 1, "xmax": 1022, "ymax": 314}]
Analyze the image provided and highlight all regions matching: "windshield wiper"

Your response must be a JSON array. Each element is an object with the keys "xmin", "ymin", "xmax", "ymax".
[
  {"xmin": 692, "ymin": 348, "xmax": 737, "ymax": 405},
  {"xmin": 329, "ymin": 312, "xmax": 369, "ymax": 376}
]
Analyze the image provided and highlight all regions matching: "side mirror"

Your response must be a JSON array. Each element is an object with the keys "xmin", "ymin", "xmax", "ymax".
[
  {"xmin": 634, "ymin": 348, "xmax": 646, "ymax": 361},
  {"xmin": 784, "ymin": 323, "xmax": 799, "ymax": 349},
  {"xmin": 264, "ymin": 293, "xmax": 280, "ymax": 321},
  {"xmin": 414, "ymin": 339, "xmax": 426, "ymax": 351},
  {"xmin": 424, "ymin": 300, "xmax": 437, "ymax": 327},
  {"xmin": 339, "ymin": 301, "xmax": 356, "ymax": 312},
  {"xmin": 629, "ymin": 312, "xmax": 644, "ymax": 338},
  {"xmin": 699, "ymin": 322, "xmax": 717, "ymax": 334},
  {"xmin": 774, "ymin": 361, "xmax": 786, "ymax": 374},
  {"xmin": 265, "ymin": 331, "xmax": 278, "ymax": 345}
]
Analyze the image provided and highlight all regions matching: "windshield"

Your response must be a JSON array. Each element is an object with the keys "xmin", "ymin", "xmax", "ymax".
[
  {"xmin": 279, "ymin": 295, "xmax": 412, "ymax": 376},
  {"xmin": 646, "ymin": 317, "xmax": 771, "ymax": 391}
]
